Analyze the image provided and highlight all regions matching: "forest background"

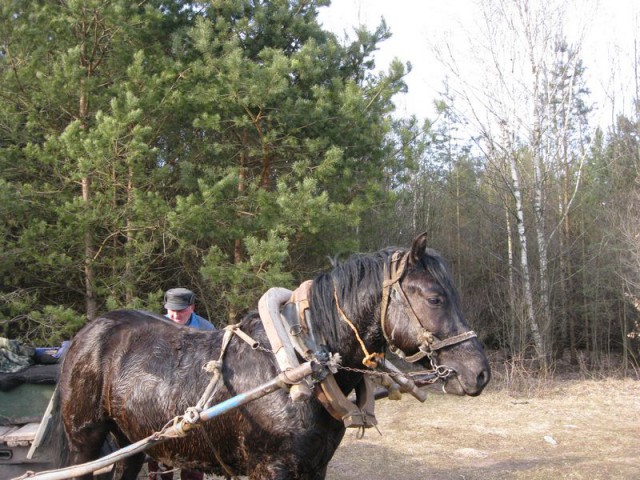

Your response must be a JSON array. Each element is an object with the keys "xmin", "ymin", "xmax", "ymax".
[{"xmin": 1, "ymin": 0, "xmax": 639, "ymax": 375}]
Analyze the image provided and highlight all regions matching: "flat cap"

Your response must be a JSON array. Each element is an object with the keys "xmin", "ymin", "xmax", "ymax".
[{"xmin": 164, "ymin": 288, "xmax": 196, "ymax": 311}]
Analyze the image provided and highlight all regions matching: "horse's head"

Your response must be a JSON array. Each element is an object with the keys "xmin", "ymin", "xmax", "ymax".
[{"xmin": 382, "ymin": 232, "xmax": 490, "ymax": 396}]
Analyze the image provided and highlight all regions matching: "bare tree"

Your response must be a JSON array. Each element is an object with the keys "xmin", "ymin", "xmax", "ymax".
[{"xmin": 433, "ymin": 0, "xmax": 591, "ymax": 368}]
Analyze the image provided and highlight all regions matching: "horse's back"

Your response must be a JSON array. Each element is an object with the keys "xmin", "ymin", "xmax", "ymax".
[
  {"xmin": 59, "ymin": 310, "xmax": 217, "ymax": 434},
  {"xmin": 60, "ymin": 310, "xmax": 173, "ymax": 392}
]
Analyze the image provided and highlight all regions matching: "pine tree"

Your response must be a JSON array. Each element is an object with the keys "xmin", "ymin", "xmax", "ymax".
[{"xmin": 1, "ymin": 0, "xmax": 412, "ymax": 338}]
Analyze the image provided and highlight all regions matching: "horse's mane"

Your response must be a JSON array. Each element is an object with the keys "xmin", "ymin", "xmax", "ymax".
[
  {"xmin": 309, "ymin": 248, "xmax": 398, "ymax": 348},
  {"xmin": 421, "ymin": 247, "xmax": 460, "ymax": 306}
]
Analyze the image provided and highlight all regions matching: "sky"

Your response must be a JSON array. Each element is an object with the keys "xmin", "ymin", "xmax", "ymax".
[{"xmin": 317, "ymin": 0, "xmax": 640, "ymax": 129}]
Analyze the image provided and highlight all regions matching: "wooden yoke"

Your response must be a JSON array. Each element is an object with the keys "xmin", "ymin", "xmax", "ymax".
[
  {"xmin": 258, "ymin": 288, "xmax": 312, "ymax": 402},
  {"xmin": 378, "ymin": 360, "xmax": 428, "ymax": 402},
  {"xmin": 314, "ymin": 375, "xmax": 377, "ymax": 428}
]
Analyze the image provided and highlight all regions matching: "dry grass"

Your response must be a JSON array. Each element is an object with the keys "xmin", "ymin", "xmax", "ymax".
[{"xmin": 326, "ymin": 377, "xmax": 640, "ymax": 479}]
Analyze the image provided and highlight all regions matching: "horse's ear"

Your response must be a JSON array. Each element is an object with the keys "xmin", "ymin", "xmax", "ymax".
[{"xmin": 409, "ymin": 232, "xmax": 428, "ymax": 264}]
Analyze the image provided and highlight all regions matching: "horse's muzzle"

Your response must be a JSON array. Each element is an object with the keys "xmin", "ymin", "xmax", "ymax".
[{"xmin": 443, "ymin": 363, "xmax": 491, "ymax": 396}]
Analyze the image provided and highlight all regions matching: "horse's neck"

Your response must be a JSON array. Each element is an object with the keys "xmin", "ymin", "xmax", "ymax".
[{"xmin": 325, "ymin": 306, "xmax": 383, "ymax": 369}]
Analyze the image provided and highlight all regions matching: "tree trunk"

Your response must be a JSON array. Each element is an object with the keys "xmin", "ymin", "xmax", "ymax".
[
  {"xmin": 82, "ymin": 176, "xmax": 97, "ymax": 320},
  {"xmin": 529, "ymin": 35, "xmax": 550, "ymax": 369},
  {"xmin": 563, "ymin": 150, "xmax": 578, "ymax": 365},
  {"xmin": 79, "ymin": 66, "xmax": 97, "ymax": 319},
  {"xmin": 505, "ymin": 201, "xmax": 517, "ymax": 354},
  {"xmin": 508, "ymin": 152, "xmax": 545, "ymax": 366},
  {"xmin": 125, "ymin": 162, "xmax": 135, "ymax": 305},
  {"xmin": 230, "ymin": 128, "xmax": 249, "ymax": 322}
]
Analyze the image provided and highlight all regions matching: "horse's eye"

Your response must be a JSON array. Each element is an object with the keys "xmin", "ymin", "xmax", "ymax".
[{"xmin": 427, "ymin": 297, "xmax": 442, "ymax": 307}]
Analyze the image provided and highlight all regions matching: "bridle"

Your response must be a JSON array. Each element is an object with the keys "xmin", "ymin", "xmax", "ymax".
[{"xmin": 379, "ymin": 250, "xmax": 477, "ymax": 364}]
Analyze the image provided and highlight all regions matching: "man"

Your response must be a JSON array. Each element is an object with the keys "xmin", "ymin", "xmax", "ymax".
[
  {"xmin": 163, "ymin": 287, "xmax": 215, "ymax": 330},
  {"xmin": 148, "ymin": 288, "xmax": 214, "ymax": 480}
]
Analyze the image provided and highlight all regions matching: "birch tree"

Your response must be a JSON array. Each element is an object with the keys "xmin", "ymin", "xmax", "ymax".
[{"xmin": 434, "ymin": 0, "xmax": 591, "ymax": 368}]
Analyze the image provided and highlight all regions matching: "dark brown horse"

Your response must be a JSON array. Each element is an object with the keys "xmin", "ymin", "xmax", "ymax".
[{"xmin": 52, "ymin": 233, "xmax": 489, "ymax": 479}]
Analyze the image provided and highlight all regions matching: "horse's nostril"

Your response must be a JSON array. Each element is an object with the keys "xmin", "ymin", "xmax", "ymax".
[{"xmin": 477, "ymin": 368, "xmax": 490, "ymax": 388}]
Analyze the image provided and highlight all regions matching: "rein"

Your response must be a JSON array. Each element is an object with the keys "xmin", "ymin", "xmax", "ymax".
[{"xmin": 333, "ymin": 286, "xmax": 384, "ymax": 368}]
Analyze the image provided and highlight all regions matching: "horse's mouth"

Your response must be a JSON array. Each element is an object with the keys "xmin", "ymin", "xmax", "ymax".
[
  {"xmin": 443, "ymin": 377, "xmax": 471, "ymax": 396},
  {"xmin": 443, "ymin": 370, "xmax": 490, "ymax": 397}
]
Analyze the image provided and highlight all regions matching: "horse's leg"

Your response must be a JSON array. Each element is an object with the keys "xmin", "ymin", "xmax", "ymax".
[
  {"xmin": 67, "ymin": 429, "xmax": 144, "ymax": 480},
  {"xmin": 107, "ymin": 430, "xmax": 146, "ymax": 480},
  {"xmin": 312, "ymin": 466, "xmax": 327, "ymax": 480},
  {"xmin": 93, "ymin": 452, "xmax": 144, "ymax": 480},
  {"xmin": 247, "ymin": 462, "xmax": 327, "ymax": 480},
  {"xmin": 117, "ymin": 452, "xmax": 146, "ymax": 480},
  {"xmin": 65, "ymin": 425, "xmax": 110, "ymax": 480}
]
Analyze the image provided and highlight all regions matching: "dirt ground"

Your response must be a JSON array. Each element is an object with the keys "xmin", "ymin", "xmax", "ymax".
[{"xmin": 325, "ymin": 377, "xmax": 640, "ymax": 480}]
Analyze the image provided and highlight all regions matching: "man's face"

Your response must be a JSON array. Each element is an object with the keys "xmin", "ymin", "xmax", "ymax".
[{"xmin": 166, "ymin": 305, "xmax": 194, "ymax": 324}]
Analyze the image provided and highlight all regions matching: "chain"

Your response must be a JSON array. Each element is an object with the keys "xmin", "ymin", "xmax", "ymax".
[
  {"xmin": 336, "ymin": 363, "xmax": 453, "ymax": 384},
  {"xmin": 253, "ymin": 342, "xmax": 274, "ymax": 355},
  {"xmin": 251, "ymin": 340, "xmax": 454, "ymax": 385}
]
